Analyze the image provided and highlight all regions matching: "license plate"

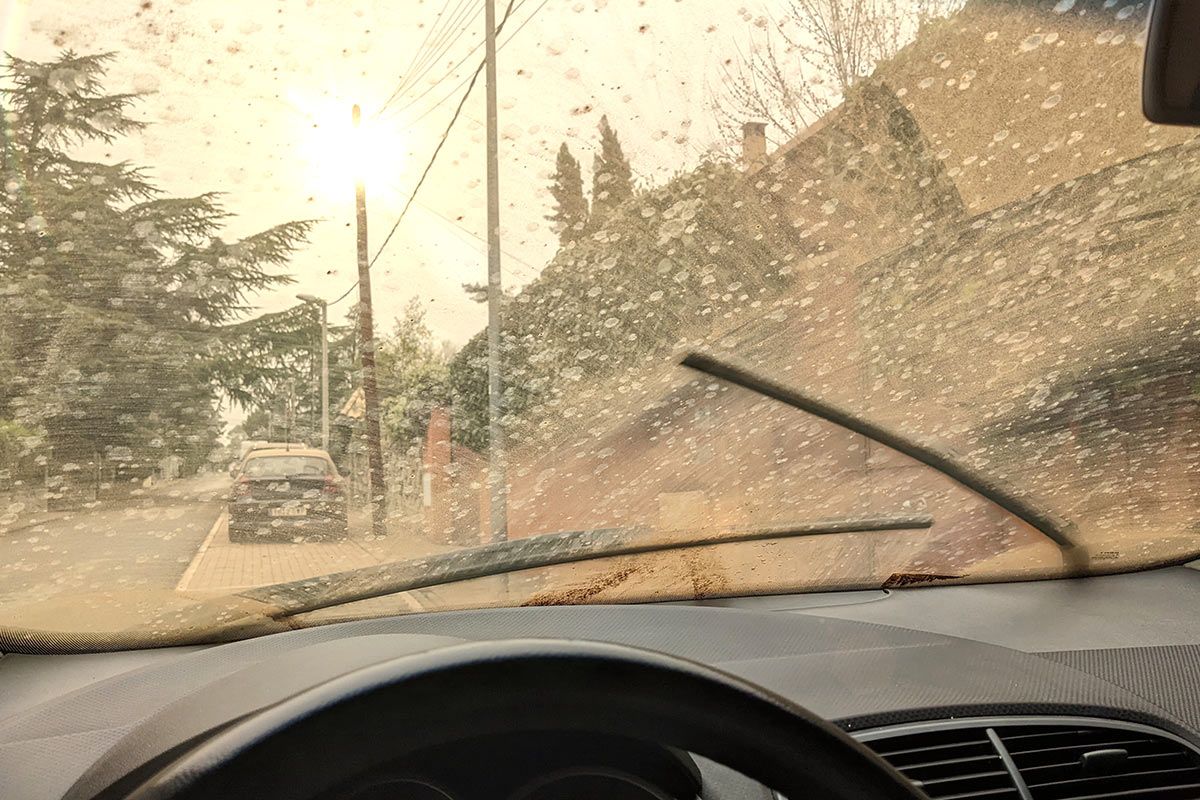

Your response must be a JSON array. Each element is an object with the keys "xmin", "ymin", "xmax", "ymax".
[{"xmin": 269, "ymin": 506, "xmax": 306, "ymax": 518}]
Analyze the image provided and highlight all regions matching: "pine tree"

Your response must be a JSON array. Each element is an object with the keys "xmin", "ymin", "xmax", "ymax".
[
  {"xmin": 590, "ymin": 115, "xmax": 633, "ymax": 221},
  {"xmin": 546, "ymin": 142, "xmax": 588, "ymax": 244},
  {"xmin": 0, "ymin": 52, "xmax": 311, "ymax": 470},
  {"xmin": 210, "ymin": 298, "xmax": 358, "ymax": 461}
]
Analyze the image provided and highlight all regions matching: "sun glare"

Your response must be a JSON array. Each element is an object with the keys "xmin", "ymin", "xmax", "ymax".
[{"xmin": 292, "ymin": 93, "xmax": 406, "ymax": 202}]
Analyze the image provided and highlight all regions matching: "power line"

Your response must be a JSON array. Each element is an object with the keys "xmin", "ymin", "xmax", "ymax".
[
  {"xmin": 368, "ymin": 0, "xmax": 520, "ymax": 271},
  {"xmin": 382, "ymin": 0, "xmax": 477, "ymax": 110},
  {"xmin": 417, "ymin": 200, "xmax": 542, "ymax": 279},
  {"xmin": 381, "ymin": 0, "xmax": 530, "ymax": 121},
  {"xmin": 330, "ymin": 280, "xmax": 359, "ymax": 306},
  {"xmin": 386, "ymin": 0, "xmax": 547, "ymax": 125},
  {"xmin": 381, "ymin": 0, "xmax": 483, "ymax": 114},
  {"xmin": 377, "ymin": 0, "xmax": 455, "ymax": 111},
  {"xmin": 368, "ymin": 60, "xmax": 483, "ymax": 270},
  {"xmin": 327, "ymin": 0, "xmax": 544, "ymax": 307},
  {"xmin": 407, "ymin": 0, "xmax": 474, "ymax": 74}
]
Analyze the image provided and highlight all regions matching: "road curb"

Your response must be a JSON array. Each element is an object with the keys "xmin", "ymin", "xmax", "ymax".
[{"xmin": 176, "ymin": 510, "xmax": 227, "ymax": 592}]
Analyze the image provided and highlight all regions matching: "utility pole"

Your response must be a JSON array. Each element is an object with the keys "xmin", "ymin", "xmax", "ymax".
[
  {"xmin": 353, "ymin": 103, "xmax": 388, "ymax": 538},
  {"xmin": 297, "ymin": 294, "xmax": 329, "ymax": 451},
  {"xmin": 484, "ymin": 0, "xmax": 508, "ymax": 543},
  {"xmin": 285, "ymin": 380, "xmax": 294, "ymax": 446}
]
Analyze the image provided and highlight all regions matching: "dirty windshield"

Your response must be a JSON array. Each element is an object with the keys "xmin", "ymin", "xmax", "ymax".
[
  {"xmin": 0, "ymin": 0, "xmax": 1196, "ymax": 643},
  {"xmin": 243, "ymin": 456, "xmax": 331, "ymax": 478}
]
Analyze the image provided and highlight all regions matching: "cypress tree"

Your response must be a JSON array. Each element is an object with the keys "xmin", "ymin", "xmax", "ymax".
[
  {"xmin": 546, "ymin": 142, "xmax": 588, "ymax": 244},
  {"xmin": 590, "ymin": 115, "xmax": 633, "ymax": 221}
]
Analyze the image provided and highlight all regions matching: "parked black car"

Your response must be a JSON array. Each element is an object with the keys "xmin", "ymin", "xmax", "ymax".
[{"xmin": 228, "ymin": 448, "xmax": 348, "ymax": 542}]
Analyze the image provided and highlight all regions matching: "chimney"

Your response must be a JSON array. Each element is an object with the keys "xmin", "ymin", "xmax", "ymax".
[{"xmin": 742, "ymin": 121, "xmax": 768, "ymax": 172}]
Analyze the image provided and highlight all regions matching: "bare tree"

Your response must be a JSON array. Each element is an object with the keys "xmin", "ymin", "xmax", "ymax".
[
  {"xmin": 713, "ymin": 0, "xmax": 963, "ymax": 145},
  {"xmin": 715, "ymin": 33, "xmax": 832, "ymax": 144}
]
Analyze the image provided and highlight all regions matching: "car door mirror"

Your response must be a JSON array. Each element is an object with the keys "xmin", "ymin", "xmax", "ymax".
[{"xmin": 1143, "ymin": 0, "xmax": 1200, "ymax": 124}]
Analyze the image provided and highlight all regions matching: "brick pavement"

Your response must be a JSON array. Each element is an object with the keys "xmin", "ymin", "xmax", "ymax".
[{"xmin": 176, "ymin": 510, "xmax": 453, "ymax": 600}]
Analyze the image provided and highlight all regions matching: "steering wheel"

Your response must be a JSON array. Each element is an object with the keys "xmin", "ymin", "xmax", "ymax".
[{"xmin": 125, "ymin": 639, "xmax": 923, "ymax": 800}]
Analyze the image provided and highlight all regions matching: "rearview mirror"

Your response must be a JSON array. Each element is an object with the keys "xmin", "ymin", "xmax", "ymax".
[{"xmin": 1143, "ymin": 0, "xmax": 1200, "ymax": 125}]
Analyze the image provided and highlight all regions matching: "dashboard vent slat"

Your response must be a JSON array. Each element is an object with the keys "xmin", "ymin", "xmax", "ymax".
[
  {"xmin": 995, "ymin": 724, "xmax": 1200, "ymax": 800},
  {"xmin": 860, "ymin": 721, "xmax": 1200, "ymax": 800},
  {"xmin": 861, "ymin": 729, "xmax": 1021, "ymax": 799}
]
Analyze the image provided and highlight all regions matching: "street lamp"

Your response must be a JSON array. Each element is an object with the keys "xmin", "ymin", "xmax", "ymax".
[{"xmin": 296, "ymin": 293, "xmax": 329, "ymax": 452}]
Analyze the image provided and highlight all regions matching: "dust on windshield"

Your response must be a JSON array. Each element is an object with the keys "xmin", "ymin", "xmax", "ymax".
[
  {"xmin": 242, "ymin": 456, "xmax": 331, "ymax": 478},
  {"xmin": 0, "ymin": 0, "xmax": 1196, "ymax": 641}
]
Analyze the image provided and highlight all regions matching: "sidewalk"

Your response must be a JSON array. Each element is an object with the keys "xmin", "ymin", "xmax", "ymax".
[{"xmin": 176, "ymin": 509, "xmax": 453, "ymax": 598}]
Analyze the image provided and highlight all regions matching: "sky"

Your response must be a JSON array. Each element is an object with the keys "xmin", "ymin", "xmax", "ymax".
[{"xmin": 1, "ymin": 0, "xmax": 776, "ymax": 349}]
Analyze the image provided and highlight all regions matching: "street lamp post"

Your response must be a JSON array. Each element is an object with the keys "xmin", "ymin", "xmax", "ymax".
[{"xmin": 296, "ymin": 293, "xmax": 329, "ymax": 452}]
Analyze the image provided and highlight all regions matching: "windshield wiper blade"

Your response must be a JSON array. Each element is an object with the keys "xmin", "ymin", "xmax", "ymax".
[
  {"xmin": 680, "ymin": 350, "xmax": 1079, "ymax": 550},
  {"xmin": 239, "ymin": 514, "xmax": 933, "ymax": 619}
]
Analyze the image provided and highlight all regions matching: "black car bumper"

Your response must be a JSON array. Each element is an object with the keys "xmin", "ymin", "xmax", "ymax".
[{"xmin": 228, "ymin": 499, "xmax": 348, "ymax": 540}]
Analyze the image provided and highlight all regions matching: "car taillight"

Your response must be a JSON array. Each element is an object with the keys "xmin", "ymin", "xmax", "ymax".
[{"xmin": 322, "ymin": 475, "xmax": 341, "ymax": 496}]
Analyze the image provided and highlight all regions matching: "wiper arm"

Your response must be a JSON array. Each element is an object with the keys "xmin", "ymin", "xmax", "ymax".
[
  {"xmin": 681, "ymin": 350, "xmax": 1079, "ymax": 550},
  {"xmin": 239, "ymin": 514, "xmax": 933, "ymax": 619}
]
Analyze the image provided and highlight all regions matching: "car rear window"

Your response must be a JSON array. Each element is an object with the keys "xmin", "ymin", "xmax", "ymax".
[{"xmin": 242, "ymin": 456, "xmax": 331, "ymax": 478}]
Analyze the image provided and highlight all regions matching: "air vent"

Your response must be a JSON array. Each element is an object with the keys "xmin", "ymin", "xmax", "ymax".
[
  {"xmin": 996, "ymin": 724, "xmax": 1200, "ymax": 800},
  {"xmin": 863, "ymin": 727, "xmax": 1021, "ymax": 798},
  {"xmin": 858, "ymin": 719, "xmax": 1200, "ymax": 800}
]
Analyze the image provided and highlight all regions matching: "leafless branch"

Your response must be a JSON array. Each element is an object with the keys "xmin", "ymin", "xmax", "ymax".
[{"xmin": 711, "ymin": 0, "xmax": 964, "ymax": 147}]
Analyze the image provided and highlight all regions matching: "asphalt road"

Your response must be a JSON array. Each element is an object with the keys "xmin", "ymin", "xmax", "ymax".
[{"xmin": 0, "ymin": 474, "xmax": 228, "ymax": 606}]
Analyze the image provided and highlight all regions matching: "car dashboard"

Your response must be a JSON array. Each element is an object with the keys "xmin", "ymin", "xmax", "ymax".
[{"xmin": 2, "ymin": 563, "xmax": 1200, "ymax": 800}]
